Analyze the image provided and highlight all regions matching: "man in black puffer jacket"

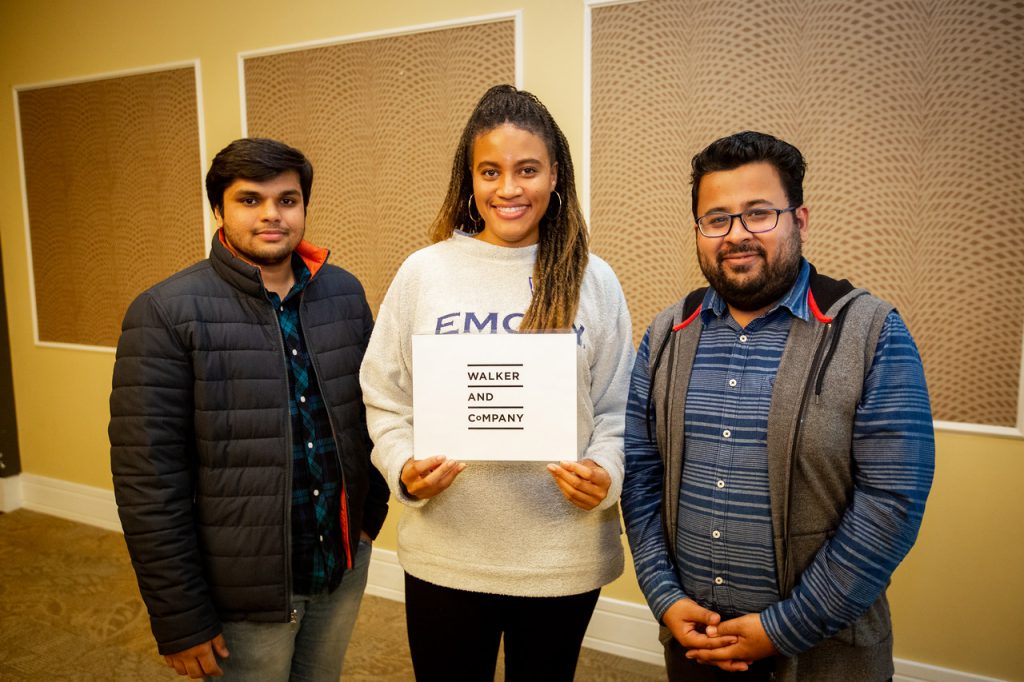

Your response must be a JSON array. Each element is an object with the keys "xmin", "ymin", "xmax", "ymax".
[{"xmin": 110, "ymin": 138, "xmax": 389, "ymax": 680}]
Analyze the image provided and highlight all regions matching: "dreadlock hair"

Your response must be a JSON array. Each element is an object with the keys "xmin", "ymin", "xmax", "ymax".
[{"xmin": 429, "ymin": 84, "xmax": 589, "ymax": 332}]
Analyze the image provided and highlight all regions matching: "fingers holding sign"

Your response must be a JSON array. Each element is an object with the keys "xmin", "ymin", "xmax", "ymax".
[
  {"xmin": 547, "ymin": 458, "xmax": 611, "ymax": 510},
  {"xmin": 401, "ymin": 456, "xmax": 466, "ymax": 500}
]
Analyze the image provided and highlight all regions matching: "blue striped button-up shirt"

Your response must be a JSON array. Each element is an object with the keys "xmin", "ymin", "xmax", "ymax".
[{"xmin": 622, "ymin": 259, "xmax": 934, "ymax": 656}]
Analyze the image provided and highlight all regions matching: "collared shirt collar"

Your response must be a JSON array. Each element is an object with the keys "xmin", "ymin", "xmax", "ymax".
[
  {"xmin": 701, "ymin": 258, "xmax": 812, "ymax": 324},
  {"xmin": 282, "ymin": 253, "xmax": 312, "ymax": 303}
]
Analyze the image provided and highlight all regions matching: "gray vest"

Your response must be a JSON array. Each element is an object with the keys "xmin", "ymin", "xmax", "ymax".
[{"xmin": 647, "ymin": 270, "xmax": 895, "ymax": 681}]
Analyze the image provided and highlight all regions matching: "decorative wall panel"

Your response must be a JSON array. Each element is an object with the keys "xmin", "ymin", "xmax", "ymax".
[
  {"xmin": 18, "ymin": 67, "xmax": 204, "ymax": 348},
  {"xmin": 591, "ymin": 0, "xmax": 1024, "ymax": 427},
  {"xmin": 244, "ymin": 20, "xmax": 516, "ymax": 314}
]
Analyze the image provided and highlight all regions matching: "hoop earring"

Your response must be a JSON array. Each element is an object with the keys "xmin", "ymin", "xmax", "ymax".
[
  {"xmin": 545, "ymin": 191, "xmax": 562, "ymax": 221},
  {"xmin": 467, "ymin": 195, "xmax": 482, "ymax": 228}
]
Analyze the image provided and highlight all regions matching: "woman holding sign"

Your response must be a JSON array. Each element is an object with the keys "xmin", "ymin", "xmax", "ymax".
[{"xmin": 360, "ymin": 84, "xmax": 634, "ymax": 680}]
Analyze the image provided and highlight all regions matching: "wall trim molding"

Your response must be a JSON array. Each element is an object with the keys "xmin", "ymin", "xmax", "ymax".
[
  {"xmin": 16, "ymin": 472, "xmax": 121, "ymax": 531},
  {"xmin": 894, "ymin": 659, "xmax": 1006, "ymax": 682},
  {"xmin": 363, "ymin": 545, "xmax": 665, "ymax": 664},
  {"xmin": 932, "ymin": 420, "xmax": 1023, "ymax": 440},
  {"xmin": 583, "ymin": 0, "xmax": 1024, "ymax": 439},
  {"xmin": 6, "ymin": 473, "xmax": 999, "ymax": 680},
  {"xmin": 0, "ymin": 474, "xmax": 22, "ymax": 512},
  {"xmin": 361, "ymin": 552, "xmax": 1006, "ymax": 679},
  {"xmin": 13, "ymin": 59, "xmax": 209, "ymax": 354},
  {"xmin": 237, "ymin": 10, "xmax": 524, "ymax": 138},
  {"xmin": 581, "ymin": 0, "xmax": 648, "ymax": 222}
]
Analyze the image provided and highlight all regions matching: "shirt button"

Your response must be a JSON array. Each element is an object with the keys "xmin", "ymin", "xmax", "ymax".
[
  {"xmin": 728, "ymin": 379, "xmax": 737, "ymax": 387},
  {"xmin": 739, "ymin": 334, "xmax": 748, "ymax": 343},
  {"xmin": 292, "ymin": 349, "xmax": 298, "ymax": 356},
  {"xmin": 714, "ymin": 576, "xmax": 724, "ymax": 585},
  {"xmin": 313, "ymin": 489, "xmax": 320, "ymax": 497},
  {"xmin": 716, "ymin": 480, "xmax": 725, "ymax": 488},
  {"xmin": 279, "ymin": 306, "xmax": 284, "ymax": 312},
  {"xmin": 319, "ymin": 535, "xmax": 324, "ymax": 542},
  {"xmin": 712, "ymin": 530, "xmax": 721, "ymax": 539},
  {"xmin": 300, "ymin": 396, "xmax": 306, "ymax": 403},
  {"xmin": 722, "ymin": 429, "xmax": 731, "ymax": 438},
  {"xmin": 307, "ymin": 442, "xmax": 314, "ymax": 449}
]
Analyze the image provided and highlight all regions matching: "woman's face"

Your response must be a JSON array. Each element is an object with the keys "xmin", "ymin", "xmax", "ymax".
[{"xmin": 470, "ymin": 123, "xmax": 558, "ymax": 248}]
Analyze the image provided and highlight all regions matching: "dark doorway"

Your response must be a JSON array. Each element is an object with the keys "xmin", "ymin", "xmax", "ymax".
[{"xmin": 0, "ymin": 237, "xmax": 21, "ymax": 480}]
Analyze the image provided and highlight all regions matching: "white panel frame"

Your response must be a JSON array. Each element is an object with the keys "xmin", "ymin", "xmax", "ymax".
[
  {"xmin": 237, "ymin": 11, "xmax": 524, "ymax": 138},
  {"xmin": 583, "ymin": 0, "xmax": 1024, "ymax": 438},
  {"xmin": 13, "ymin": 60, "xmax": 209, "ymax": 354},
  {"xmin": 582, "ymin": 0, "xmax": 647, "ymax": 222}
]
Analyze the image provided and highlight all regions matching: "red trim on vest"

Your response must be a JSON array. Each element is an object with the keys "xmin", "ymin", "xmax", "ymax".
[
  {"xmin": 808, "ymin": 289, "xmax": 833, "ymax": 323},
  {"xmin": 672, "ymin": 306, "xmax": 702, "ymax": 332}
]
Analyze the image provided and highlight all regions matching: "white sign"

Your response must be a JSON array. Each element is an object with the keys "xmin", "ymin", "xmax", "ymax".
[{"xmin": 412, "ymin": 333, "xmax": 577, "ymax": 461}]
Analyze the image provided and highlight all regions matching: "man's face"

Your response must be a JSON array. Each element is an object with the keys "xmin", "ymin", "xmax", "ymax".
[
  {"xmin": 214, "ymin": 171, "xmax": 305, "ymax": 267},
  {"xmin": 694, "ymin": 161, "xmax": 808, "ymax": 313}
]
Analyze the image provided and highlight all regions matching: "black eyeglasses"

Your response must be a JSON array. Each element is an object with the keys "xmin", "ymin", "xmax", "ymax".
[{"xmin": 696, "ymin": 206, "xmax": 798, "ymax": 238}]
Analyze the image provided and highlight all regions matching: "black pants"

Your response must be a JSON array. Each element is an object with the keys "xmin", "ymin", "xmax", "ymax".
[
  {"xmin": 404, "ymin": 572, "xmax": 600, "ymax": 682},
  {"xmin": 665, "ymin": 637, "xmax": 776, "ymax": 681}
]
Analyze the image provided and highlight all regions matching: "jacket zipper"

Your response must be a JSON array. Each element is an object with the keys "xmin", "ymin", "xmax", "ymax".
[
  {"xmin": 299, "ymin": 295, "xmax": 354, "ymax": 571},
  {"xmin": 269, "ymin": 298, "xmax": 295, "ymax": 623},
  {"xmin": 659, "ymin": 320, "xmax": 683, "ymax": 568},
  {"xmin": 780, "ymin": 319, "xmax": 833, "ymax": 596}
]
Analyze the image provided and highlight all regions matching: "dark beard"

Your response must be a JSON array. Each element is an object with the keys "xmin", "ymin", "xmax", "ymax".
[{"xmin": 698, "ymin": 231, "xmax": 802, "ymax": 312}]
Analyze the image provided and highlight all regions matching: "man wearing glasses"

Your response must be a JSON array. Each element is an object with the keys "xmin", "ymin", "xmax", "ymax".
[{"xmin": 621, "ymin": 131, "xmax": 934, "ymax": 680}]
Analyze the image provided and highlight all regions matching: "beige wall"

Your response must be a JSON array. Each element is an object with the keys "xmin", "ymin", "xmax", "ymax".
[{"xmin": 0, "ymin": 1, "xmax": 1020, "ymax": 679}]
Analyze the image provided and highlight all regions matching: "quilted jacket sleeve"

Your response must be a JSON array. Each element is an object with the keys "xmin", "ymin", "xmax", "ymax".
[
  {"xmin": 358, "ymin": 295, "xmax": 391, "ymax": 539},
  {"xmin": 109, "ymin": 292, "xmax": 221, "ymax": 655}
]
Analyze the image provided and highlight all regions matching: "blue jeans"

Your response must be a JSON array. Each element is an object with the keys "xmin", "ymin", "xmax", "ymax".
[{"xmin": 215, "ymin": 538, "xmax": 372, "ymax": 681}]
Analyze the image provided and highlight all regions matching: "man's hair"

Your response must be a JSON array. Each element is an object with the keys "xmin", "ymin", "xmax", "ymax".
[
  {"xmin": 205, "ymin": 138, "xmax": 314, "ymax": 215},
  {"xmin": 690, "ymin": 131, "xmax": 806, "ymax": 219}
]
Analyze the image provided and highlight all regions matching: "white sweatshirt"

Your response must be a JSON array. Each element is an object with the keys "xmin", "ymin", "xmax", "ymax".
[{"xmin": 361, "ymin": 232, "xmax": 634, "ymax": 597}]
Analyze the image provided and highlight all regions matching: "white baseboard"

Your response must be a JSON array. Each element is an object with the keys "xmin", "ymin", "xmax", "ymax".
[
  {"xmin": 584, "ymin": 594, "xmax": 662, "ymax": 664},
  {"xmin": 894, "ymin": 659, "xmax": 1005, "ymax": 682},
  {"xmin": 1, "ymin": 474, "xmax": 22, "ymax": 512},
  {"xmin": 364, "ymin": 545, "xmax": 406, "ymax": 603},
  {"xmin": 17, "ymin": 472, "xmax": 122, "ymax": 531},
  {"xmin": 362, "ymin": 545, "xmax": 666, "ymax": 665},
  {"xmin": 4, "ymin": 474, "xmax": 1001, "ymax": 681}
]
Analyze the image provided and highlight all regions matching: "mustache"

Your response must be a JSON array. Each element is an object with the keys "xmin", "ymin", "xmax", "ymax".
[{"xmin": 717, "ymin": 242, "xmax": 765, "ymax": 264}]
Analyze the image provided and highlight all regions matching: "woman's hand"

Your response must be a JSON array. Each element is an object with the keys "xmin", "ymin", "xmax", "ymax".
[
  {"xmin": 400, "ymin": 456, "xmax": 466, "ymax": 499},
  {"xmin": 546, "ymin": 459, "xmax": 610, "ymax": 510}
]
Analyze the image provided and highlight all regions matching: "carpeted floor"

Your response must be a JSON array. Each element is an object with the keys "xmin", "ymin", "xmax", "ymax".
[{"xmin": 0, "ymin": 509, "xmax": 664, "ymax": 681}]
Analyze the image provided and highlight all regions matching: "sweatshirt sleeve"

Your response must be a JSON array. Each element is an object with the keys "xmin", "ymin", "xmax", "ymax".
[
  {"xmin": 360, "ymin": 265, "xmax": 427, "ymax": 508},
  {"xmin": 580, "ymin": 261, "xmax": 635, "ymax": 511}
]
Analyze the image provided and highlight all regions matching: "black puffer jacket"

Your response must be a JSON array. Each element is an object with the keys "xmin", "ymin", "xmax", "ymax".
[{"xmin": 109, "ymin": 234, "xmax": 389, "ymax": 655}]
